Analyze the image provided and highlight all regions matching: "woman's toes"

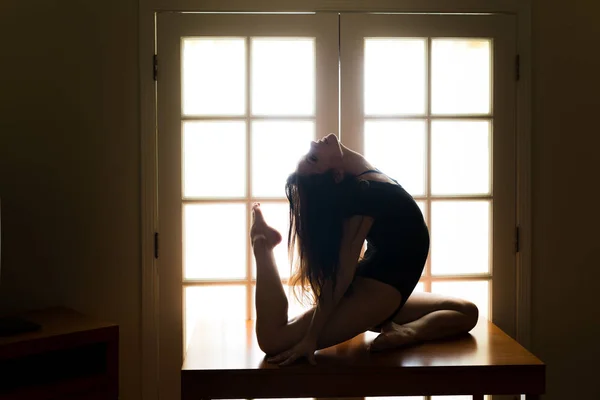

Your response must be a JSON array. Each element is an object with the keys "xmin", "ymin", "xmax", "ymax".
[
  {"xmin": 370, "ymin": 333, "xmax": 394, "ymax": 352},
  {"xmin": 250, "ymin": 205, "xmax": 282, "ymax": 248},
  {"xmin": 252, "ymin": 204, "xmax": 264, "ymax": 221},
  {"xmin": 369, "ymin": 325, "xmax": 417, "ymax": 352},
  {"xmin": 250, "ymin": 207, "xmax": 265, "ymax": 236}
]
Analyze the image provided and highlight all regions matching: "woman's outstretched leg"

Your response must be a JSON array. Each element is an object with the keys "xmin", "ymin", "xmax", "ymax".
[
  {"xmin": 250, "ymin": 203, "xmax": 295, "ymax": 349},
  {"xmin": 251, "ymin": 204, "xmax": 404, "ymax": 357},
  {"xmin": 369, "ymin": 291, "xmax": 479, "ymax": 352}
]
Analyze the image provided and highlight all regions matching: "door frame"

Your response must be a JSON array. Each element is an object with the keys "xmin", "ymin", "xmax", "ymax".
[{"xmin": 139, "ymin": 2, "xmax": 532, "ymax": 399}]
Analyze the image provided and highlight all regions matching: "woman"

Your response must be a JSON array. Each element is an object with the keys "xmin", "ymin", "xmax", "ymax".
[{"xmin": 250, "ymin": 133, "xmax": 478, "ymax": 366}]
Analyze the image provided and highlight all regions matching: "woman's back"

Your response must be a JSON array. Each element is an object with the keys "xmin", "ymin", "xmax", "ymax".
[{"xmin": 343, "ymin": 172, "xmax": 427, "ymax": 252}]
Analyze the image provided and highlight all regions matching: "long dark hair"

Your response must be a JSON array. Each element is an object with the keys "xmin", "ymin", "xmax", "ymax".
[{"xmin": 285, "ymin": 169, "xmax": 361, "ymax": 305}]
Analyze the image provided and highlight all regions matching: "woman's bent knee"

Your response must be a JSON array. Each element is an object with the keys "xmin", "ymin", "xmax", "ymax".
[
  {"xmin": 256, "ymin": 319, "xmax": 305, "ymax": 356},
  {"xmin": 459, "ymin": 300, "xmax": 479, "ymax": 330},
  {"xmin": 443, "ymin": 298, "xmax": 479, "ymax": 329}
]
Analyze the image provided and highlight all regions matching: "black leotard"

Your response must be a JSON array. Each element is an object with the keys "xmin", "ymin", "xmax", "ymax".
[{"xmin": 345, "ymin": 169, "xmax": 430, "ymax": 321}]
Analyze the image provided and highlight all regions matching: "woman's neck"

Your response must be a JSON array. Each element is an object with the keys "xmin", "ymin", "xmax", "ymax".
[{"xmin": 340, "ymin": 143, "xmax": 374, "ymax": 176}]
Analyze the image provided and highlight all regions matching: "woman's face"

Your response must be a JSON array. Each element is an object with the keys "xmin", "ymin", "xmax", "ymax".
[{"xmin": 296, "ymin": 133, "xmax": 343, "ymax": 175}]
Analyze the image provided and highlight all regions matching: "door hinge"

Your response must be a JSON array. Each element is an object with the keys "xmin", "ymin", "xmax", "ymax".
[
  {"xmin": 515, "ymin": 54, "xmax": 520, "ymax": 81},
  {"xmin": 515, "ymin": 226, "xmax": 520, "ymax": 253},
  {"xmin": 154, "ymin": 232, "xmax": 159, "ymax": 259},
  {"xmin": 153, "ymin": 54, "xmax": 158, "ymax": 81}
]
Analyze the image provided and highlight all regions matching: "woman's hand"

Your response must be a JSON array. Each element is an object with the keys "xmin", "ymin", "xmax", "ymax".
[{"xmin": 266, "ymin": 337, "xmax": 318, "ymax": 366}]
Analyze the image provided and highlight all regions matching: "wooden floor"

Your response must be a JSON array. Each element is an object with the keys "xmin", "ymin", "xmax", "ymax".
[{"xmin": 182, "ymin": 318, "xmax": 544, "ymax": 400}]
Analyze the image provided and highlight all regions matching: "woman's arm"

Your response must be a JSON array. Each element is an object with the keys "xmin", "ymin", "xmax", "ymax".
[
  {"xmin": 304, "ymin": 215, "xmax": 374, "ymax": 345},
  {"xmin": 267, "ymin": 215, "xmax": 373, "ymax": 365}
]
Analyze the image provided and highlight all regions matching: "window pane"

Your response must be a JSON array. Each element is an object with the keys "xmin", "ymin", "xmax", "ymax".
[
  {"xmin": 185, "ymin": 285, "xmax": 246, "ymax": 350},
  {"xmin": 364, "ymin": 120, "xmax": 426, "ymax": 196},
  {"xmin": 414, "ymin": 282, "xmax": 425, "ymax": 293},
  {"xmin": 184, "ymin": 204, "xmax": 246, "ymax": 280},
  {"xmin": 182, "ymin": 38, "xmax": 245, "ymax": 116},
  {"xmin": 415, "ymin": 201, "xmax": 429, "ymax": 277},
  {"xmin": 286, "ymin": 285, "xmax": 313, "ymax": 320},
  {"xmin": 431, "ymin": 120, "xmax": 491, "ymax": 196},
  {"xmin": 252, "ymin": 285, "xmax": 313, "ymax": 320},
  {"xmin": 431, "ymin": 281, "xmax": 489, "ymax": 319},
  {"xmin": 431, "ymin": 201, "xmax": 490, "ymax": 275},
  {"xmin": 252, "ymin": 202, "xmax": 292, "ymax": 279},
  {"xmin": 416, "ymin": 200, "xmax": 427, "ymax": 225},
  {"xmin": 252, "ymin": 121, "xmax": 313, "ymax": 198},
  {"xmin": 252, "ymin": 38, "xmax": 315, "ymax": 116},
  {"xmin": 183, "ymin": 121, "xmax": 246, "ymax": 198},
  {"xmin": 432, "ymin": 39, "xmax": 491, "ymax": 115},
  {"xmin": 364, "ymin": 38, "xmax": 426, "ymax": 115}
]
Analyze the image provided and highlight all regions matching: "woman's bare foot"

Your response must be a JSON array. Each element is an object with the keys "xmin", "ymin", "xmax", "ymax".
[
  {"xmin": 369, "ymin": 321, "xmax": 418, "ymax": 352},
  {"xmin": 250, "ymin": 203, "xmax": 283, "ymax": 249}
]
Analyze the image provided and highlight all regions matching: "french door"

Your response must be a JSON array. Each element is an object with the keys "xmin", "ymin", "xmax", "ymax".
[
  {"xmin": 340, "ymin": 12, "xmax": 517, "ymax": 337},
  {"xmin": 157, "ymin": 13, "xmax": 338, "ymax": 399},
  {"xmin": 156, "ymin": 12, "xmax": 516, "ymax": 400}
]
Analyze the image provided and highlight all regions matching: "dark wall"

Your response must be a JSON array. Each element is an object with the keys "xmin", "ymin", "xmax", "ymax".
[
  {"xmin": 531, "ymin": 0, "xmax": 600, "ymax": 399},
  {"xmin": 0, "ymin": 1, "xmax": 141, "ymax": 398}
]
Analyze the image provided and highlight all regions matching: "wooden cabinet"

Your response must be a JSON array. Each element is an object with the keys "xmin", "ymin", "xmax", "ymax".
[{"xmin": 0, "ymin": 307, "xmax": 118, "ymax": 400}]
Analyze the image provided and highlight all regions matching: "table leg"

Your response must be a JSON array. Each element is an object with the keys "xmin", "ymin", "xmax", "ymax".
[{"xmin": 472, "ymin": 395, "xmax": 483, "ymax": 400}]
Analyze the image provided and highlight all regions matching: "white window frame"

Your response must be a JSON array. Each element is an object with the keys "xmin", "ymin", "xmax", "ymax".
[{"xmin": 139, "ymin": 2, "xmax": 532, "ymax": 399}]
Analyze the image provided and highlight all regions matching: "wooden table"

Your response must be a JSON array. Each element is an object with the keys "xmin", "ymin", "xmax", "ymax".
[{"xmin": 182, "ymin": 319, "xmax": 544, "ymax": 400}]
